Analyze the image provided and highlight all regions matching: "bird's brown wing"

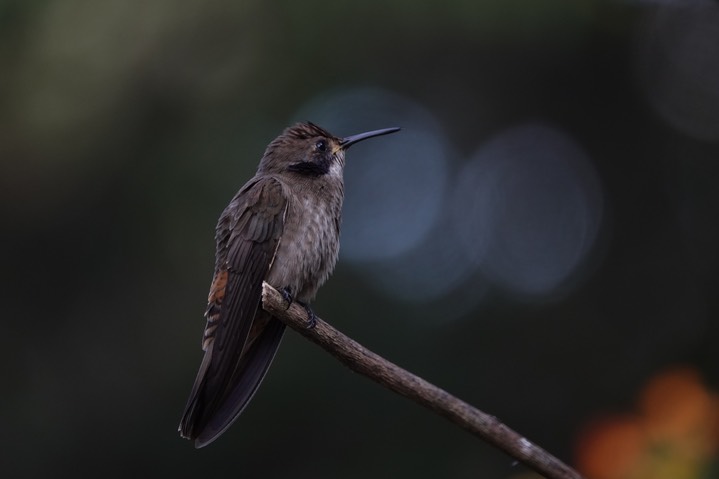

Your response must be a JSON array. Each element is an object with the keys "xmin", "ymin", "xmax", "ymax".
[{"xmin": 179, "ymin": 176, "xmax": 288, "ymax": 447}]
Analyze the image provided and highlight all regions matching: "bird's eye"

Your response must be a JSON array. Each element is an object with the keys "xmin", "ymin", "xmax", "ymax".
[{"xmin": 315, "ymin": 140, "xmax": 327, "ymax": 152}]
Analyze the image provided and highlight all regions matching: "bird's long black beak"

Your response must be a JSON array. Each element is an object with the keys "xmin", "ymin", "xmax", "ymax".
[{"xmin": 340, "ymin": 127, "xmax": 401, "ymax": 150}]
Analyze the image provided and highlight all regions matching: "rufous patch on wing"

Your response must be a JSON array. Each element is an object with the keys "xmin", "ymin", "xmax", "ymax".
[
  {"xmin": 202, "ymin": 269, "xmax": 229, "ymax": 350},
  {"xmin": 207, "ymin": 269, "xmax": 228, "ymax": 315}
]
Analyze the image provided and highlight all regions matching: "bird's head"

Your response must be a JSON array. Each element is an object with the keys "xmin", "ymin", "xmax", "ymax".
[{"xmin": 258, "ymin": 122, "xmax": 400, "ymax": 179}]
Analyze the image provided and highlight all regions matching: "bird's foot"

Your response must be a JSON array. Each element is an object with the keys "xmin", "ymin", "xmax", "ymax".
[
  {"xmin": 280, "ymin": 287, "xmax": 317, "ymax": 329},
  {"xmin": 297, "ymin": 301, "xmax": 317, "ymax": 329},
  {"xmin": 280, "ymin": 287, "xmax": 293, "ymax": 309}
]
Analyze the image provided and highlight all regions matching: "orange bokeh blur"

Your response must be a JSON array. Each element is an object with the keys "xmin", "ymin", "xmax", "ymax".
[{"xmin": 576, "ymin": 367, "xmax": 719, "ymax": 479}]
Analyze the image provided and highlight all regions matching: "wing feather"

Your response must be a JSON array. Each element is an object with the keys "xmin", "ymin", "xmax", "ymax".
[{"xmin": 179, "ymin": 177, "xmax": 288, "ymax": 446}]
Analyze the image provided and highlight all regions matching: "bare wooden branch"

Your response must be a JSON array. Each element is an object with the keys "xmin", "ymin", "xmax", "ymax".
[{"xmin": 261, "ymin": 282, "xmax": 583, "ymax": 479}]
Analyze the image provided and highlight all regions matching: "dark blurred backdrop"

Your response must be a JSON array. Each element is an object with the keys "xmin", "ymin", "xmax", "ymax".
[{"xmin": 2, "ymin": 1, "xmax": 719, "ymax": 478}]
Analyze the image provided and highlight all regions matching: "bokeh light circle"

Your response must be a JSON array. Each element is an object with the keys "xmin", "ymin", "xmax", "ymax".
[
  {"xmin": 635, "ymin": 1, "xmax": 719, "ymax": 141},
  {"xmin": 451, "ymin": 123, "xmax": 603, "ymax": 298}
]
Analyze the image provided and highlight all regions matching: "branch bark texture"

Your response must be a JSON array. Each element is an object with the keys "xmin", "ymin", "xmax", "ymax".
[{"xmin": 261, "ymin": 282, "xmax": 583, "ymax": 479}]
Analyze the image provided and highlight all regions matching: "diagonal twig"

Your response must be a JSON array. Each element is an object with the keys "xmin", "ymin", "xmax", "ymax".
[{"xmin": 261, "ymin": 282, "xmax": 584, "ymax": 479}]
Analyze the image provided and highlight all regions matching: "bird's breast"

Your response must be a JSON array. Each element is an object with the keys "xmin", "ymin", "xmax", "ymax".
[{"xmin": 266, "ymin": 185, "xmax": 342, "ymax": 302}]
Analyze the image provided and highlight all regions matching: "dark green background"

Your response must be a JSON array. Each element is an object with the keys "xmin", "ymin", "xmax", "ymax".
[{"xmin": 2, "ymin": 1, "xmax": 718, "ymax": 477}]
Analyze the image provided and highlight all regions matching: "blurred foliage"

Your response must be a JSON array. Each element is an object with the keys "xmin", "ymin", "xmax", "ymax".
[
  {"xmin": 577, "ymin": 367, "xmax": 719, "ymax": 479},
  {"xmin": 2, "ymin": 0, "xmax": 719, "ymax": 478}
]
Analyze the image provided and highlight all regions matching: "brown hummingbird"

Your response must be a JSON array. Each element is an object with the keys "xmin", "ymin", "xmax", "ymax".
[{"xmin": 179, "ymin": 122, "xmax": 400, "ymax": 447}]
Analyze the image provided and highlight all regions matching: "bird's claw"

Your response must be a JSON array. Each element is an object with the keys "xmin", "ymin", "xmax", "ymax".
[
  {"xmin": 280, "ymin": 286, "xmax": 316, "ymax": 328},
  {"xmin": 302, "ymin": 304, "xmax": 317, "ymax": 329},
  {"xmin": 280, "ymin": 287, "xmax": 293, "ymax": 309}
]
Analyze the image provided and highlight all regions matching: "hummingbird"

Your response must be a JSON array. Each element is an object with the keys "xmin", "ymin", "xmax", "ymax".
[{"xmin": 179, "ymin": 121, "xmax": 400, "ymax": 447}]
